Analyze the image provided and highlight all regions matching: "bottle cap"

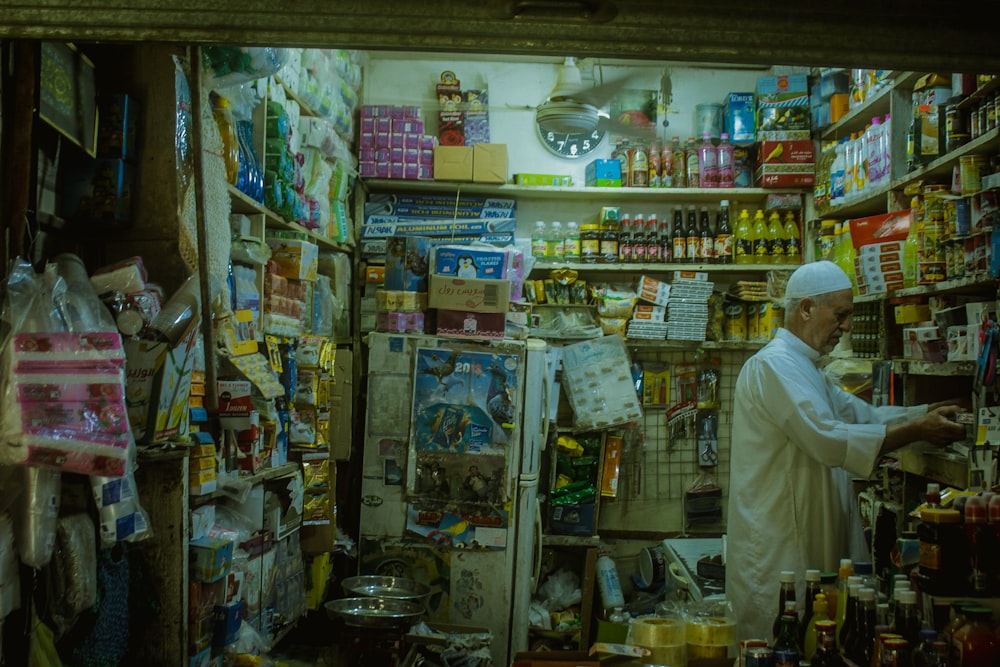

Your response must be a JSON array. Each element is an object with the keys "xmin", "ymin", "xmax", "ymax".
[
  {"xmin": 964, "ymin": 495, "xmax": 987, "ymax": 523},
  {"xmin": 847, "ymin": 575, "xmax": 863, "ymax": 586},
  {"xmin": 779, "ymin": 570, "xmax": 795, "ymax": 583},
  {"xmin": 805, "ymin": 569, "xmax": 821, "ymax": 581},
  {"xmin": 859, "ymin": 587, "xmax": 875, "ymax": 601},
  {"xmin": 897, "ymin": 590, "xmax": 917, "ymax": 605}
]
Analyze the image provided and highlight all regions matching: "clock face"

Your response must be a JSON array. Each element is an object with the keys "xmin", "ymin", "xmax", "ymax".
[{"xmin": 536, "ymin": 125, "xmax": 606, "ymax": 158}]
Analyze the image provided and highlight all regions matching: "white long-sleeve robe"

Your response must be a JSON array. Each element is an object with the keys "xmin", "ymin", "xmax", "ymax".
[{"xmin": 725, "ymin": 328, "xmax": 926, "ymax": 640}]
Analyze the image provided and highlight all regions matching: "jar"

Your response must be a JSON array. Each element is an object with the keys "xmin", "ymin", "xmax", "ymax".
[
  {"xmin": 599, "ymin": 224, "xmax": 619, "ymax": 264},
  {"xmin": 580, "ymin": 224, "xmax": 601, "ymax": 263},
  {"xmin": 952, "ymin": 606, "xmax": 998, "ymax": 667},
  {"xmin": 916, "ymin": 506, "xmax": 969, "ymax": 595}
]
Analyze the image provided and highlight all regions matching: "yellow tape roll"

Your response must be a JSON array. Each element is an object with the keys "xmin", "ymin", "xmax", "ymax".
[
  {"xmin": 628, "ymin": 617, "xmax": 685, "ymax": 647},
  {"xmin": 685, "ymin": 617, "xmax": 736, "ymax": 646}
]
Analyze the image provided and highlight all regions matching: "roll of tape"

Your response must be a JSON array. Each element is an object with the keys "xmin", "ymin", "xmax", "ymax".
[
  {"xmin": 628, "ymin": 617, "xmax": 685, "ymax": 647},
  {"xmin": 685, "ymin": 617, "xmax": 736, "ymax": 646},
  {"xmin": 648, "ymin": 644, "xmax": 686, "ymax": 666}
]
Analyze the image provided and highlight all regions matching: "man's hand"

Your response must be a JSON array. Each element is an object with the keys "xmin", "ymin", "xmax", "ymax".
[{"xmin": 919, "ymin": 405, "xmax": 968, "ymax": 445}]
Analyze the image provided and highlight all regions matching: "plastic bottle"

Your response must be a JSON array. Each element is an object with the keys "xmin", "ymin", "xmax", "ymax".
[
  {"xmin": 660, "ymin": 139, "xmax": 674, "ymax": 187},
  {"xmin": 839, "ymin": 580, "xmax": 862, "ymax": 653},
  {"xmin": 630, "ymin": 143, "xmax": 649, "ymax": 188},
  {"xmin": 834, "ymin": 559, "xmax": 854, "ymax": 648},
  {"xmin": 531, "ymin": 220, "xmax": 547, "ymax": 258},
  {"xmin": 830, "ymin": 138, "xmax": 846, "ymax": 207},
  {"xmin": 903, "ymin": 215, "xmax": 920, "ymax": 288},
  {"xmin": 804, "ymin": 592, "xmax": 829, "ymax": 659},
  {"xmin": 773, "ymin": 570, "xmax": 797, "ymax": 640},
  {"xmin": 564, "ymin": 221, "xmax": 581, "ymax": 261},
  {"xmin": 715, "ymin": 200, "xmax": 733, "ymax": 264},
  {"xmin": 648, "ymin": 142, "xmax": 661, "ymax": 188},
  {"xmin": 854, "ymin": 129, "xmax": 868, "ymax": 196},
  {"xmin": 784, "ymin": 212, "xmax": 802, "ymax": 265},
  {"xmin": 768, "ymin": 211, "xmax": 785, "ymax": 264},
  {"xmin": 881, "ymin": 113, "xmax": 893, "ymax": 184},
  {"xmin": 147, "ymin": 273, "xmax": 207, "ymax": 346},
  {"xmin": 752, "ymin": 209, "xmax": 770, "ymax": 264},
  {"xmin": 670, "ymin": 136, "xmax": 686, "ymax": 188},
  {"xmin": 698, "ymin": 132, "xmax": 718, "ymax": 188},
  {"xmin": 547, "ymin": 221, "xmax": 564, "ymax": 260},
  {"xmin": 893, "ymin": 589, "xmax": 921, "ymax": 647},
  {"xmin": 211, "ymin": 93, "xmax": 241, "ymax": 185},
  {"xmin": 717, "ymin": 132, "xmax": 735, "ymax": 188},
  {"xmin": 734, "ymin": 208, "xmax": 755, "ymax": 264},
  {"xmin": 596, "ymin": 549, "xmax": 625, "ymax": 613},
  {"xmin": 854, "ymin": 587, "xmax": 877, "ymax": 667},
  {"xmin": 685, "ymin": 136, "xmax": 700, "ymax": 188},
  {"xmin": 866, "ymin": 116, "xmax": 886, "ymax": 188},
  {"xmin": 843, "ymin": 132, "xmax": 856, "ymax": 201}
]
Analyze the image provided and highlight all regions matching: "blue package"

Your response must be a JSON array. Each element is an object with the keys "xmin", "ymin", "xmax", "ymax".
[{"xmin": 434, "ymin": 245, "xmax": 510, "ymax": 279}]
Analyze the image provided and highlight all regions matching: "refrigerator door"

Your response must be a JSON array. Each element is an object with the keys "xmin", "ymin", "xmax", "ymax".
[
  {"xmin": 519, "ymin": 339, "xmax": 548, "ymax": 477},
  {"xmin": 509, "ymin": 476, "xmax": 542, "ymax": 658}
]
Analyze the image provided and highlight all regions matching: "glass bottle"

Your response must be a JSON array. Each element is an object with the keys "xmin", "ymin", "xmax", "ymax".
[
  {"xmin": 812, "ymin": 620, "xmax": 843, "ymax": 667},
  {"xmin": 671, "ymin": 206, "xmax": 686, "ymax": 262},
  {"xmin": 619, "ymin": 213, "xmax": 634, "ymax": 263},
  {"xmin": 670, "ymin": 136, "xmax": 686, "ymax": 188},
  {"xmin": 774, "ymin": 609, "xmax": 801, "ymax": 654},
  {"xmin": 699, "ymin": 206, "xmax": 714, "ymax": 263},
  {"xmin": 630, "ymin": 142, "xmax": 649, "ymax": 188},
  {"xmin": 600, "ymin": 221, "xmax": 619, "ymax": 264},
  {"xmin": 715, "ymin": 200, "xmax": 733, "ymax": 264},
  {"xmin": 646, "ymin": 214, "xmax": 662, "ymax": 263},
  {"xmin": 801, "ymin": 570, "xmax": 822, "ymax": 648},
  {"xmin": 951, "ymin": 606, "xmax": 998, "ymax": 667},
  {"xmin": 581, "ymin": 224, "xmax": 601, "ymax": 264},
  {"xmin": 658, "ymin": 215, "xmax": 672, "ymax": 263},
  {"xmin": 773, "ymin": 570, "xmax": 797, "ymax": 641},
  {"xmin": 631, "ymin": 213, "xmax": 645, "ymax": 263},
  {"xmin": 685, "ymin": 205, "xmax": 700, "ymax": 262}
]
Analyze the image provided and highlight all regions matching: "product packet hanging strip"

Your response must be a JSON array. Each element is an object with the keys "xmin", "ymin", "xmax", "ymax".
[{"xmin": 0, "ymin": 332, "xmax": 131, "ymax": 476}]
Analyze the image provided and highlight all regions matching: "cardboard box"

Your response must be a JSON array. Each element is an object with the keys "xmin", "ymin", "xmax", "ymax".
[
  {"xmin": 123, "ymin": 326, "xmax": 198, "ymax": 445},
  {"xmin": 434, "ymin": 146, "xmax": 473, "ymax": 181},
  {"xmin": 434, "ymin": 245, "xmax": 512, "ymax": 279},
  {"xmin": 756, "ymin": 73, "xmax": 810, "ymax": 132},
  {"xmin": 513, "ymin": 173, "xmax": 572, "ymax": 186},
  {"xmin": 758, "ymin": 140, "xmax": 815, "ymax": 165},
  {"xmin": 724, "ymin": 92, "xmax": 756, "ymax": 143},
  {"xmin": 755, "ymin": 163, "xmax": 815, "ymax": 187},
  {"xmin": 548, "ymin": 503, "xmax": 596, "ymax": 536},
  {"xmin": 601, "ymin": 433, "xmax": 623, "ymax": 498},
  {"xmin": 894, "ymin": 303, "xmax": 932, "ymax": 324},
  {"xmin": 585, "ymin": 158, "xmax": 623, "ymax": 187},
  {"xmin": 428, "ymin": 274, "xmax": 511, "ymax": 313},
  {"xmin": 435, "ymin": 309, "xmax": 506, "ymax": 340},
  {"xmin": 265, "ymin": 237, "xmax": 319, "ymax": 281},
  {"xmin": 472, "ymin": 143, "xmax": 507, "ymax": 183},
  {"xmin": 384, "ymin": 235, "xmax": 431, "ymax": 292},
  {"xmin": 638, "ymin": 275, "xmax": 670, "ymax": 306},
  {"xmin": 190, "ymin": 536, "xmax": 234, "ymax": 582}
]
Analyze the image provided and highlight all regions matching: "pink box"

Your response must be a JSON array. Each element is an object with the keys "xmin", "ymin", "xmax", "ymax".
[
  {"xmin": 390, "ymin": 133, "xmax": 405, "ymax": 149},
  {"xmin": 375, "ymin": 117, "xmax": 392, "ymax": 133},
  {"xmin": 375, "ymin": 162, "xmax": 390, "ymax": 178},
  {"xmin": 389, "ymin": 163, "xmax": 405, "ymax": 179},
  {"xmin": 404, "ymin": 163, "xmax": 420, "ymax": 180},
  {"xmin": 404, "ymin": 133, "xmax": 420, "ymax": 150},
  {"xmin": 360, "ymin": 117, "xmax": 375, "ymax": 134},
  {"xmin": 359, "ymin": 162, "xmax": 377, "ymax": 178},
  {"xmin": 390, "ymin": 147, "xmax": 404, "ymax": 163},
  {"xmin": 375, "ymin": 132, "xmax": 390, "ymax": 149},
  {"xmin": 359, "ymin": 148, "xmax": 376, "ymax": 162},
  {"xmin": 403, "ymin": 105, "xmax": 422, "ymax": 119},
  {"xmin": 421, "ymin": 136, "xmax": 437, "ymax": 151},
  {"xmin": 418, "ymin": 164, "xmax": 434, "ymax": 180},
  {"xmin": 404, "ymin": 148, "xmax": 419, "ymax": 163},
  {"xmin": 359, "ymin": 132, "xmax": 375, "ymax": 149}
]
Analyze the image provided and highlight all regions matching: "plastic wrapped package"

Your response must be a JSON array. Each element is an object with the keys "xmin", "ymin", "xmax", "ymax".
[
  {"xmin": 47, "ymin": 513, "xmax": 98, "ymax": 635},
  {"xmin": 90, "ymin": 463, "xmax": 152, "ymax": 547},
  {"xmin": 0, "ymin": 511, "xmax": 21, "ymax": 618},
  {"xmin": 560, "ymin": 335, "xmax": 644, "ymax": 432},
  {"xmin": 173, "ymin": 55, "xmax": 194, "ymax": 199},
  {"xmin": 202, "ymin": 46, "xmax": 287, "ymax": 91},
  {"xmin": 312, "ymin": 275, "xmax": 335, "ymax": 337},
  {"xmin": 14, "ymin": 466, "xmax": 61, "ymax": 569}
]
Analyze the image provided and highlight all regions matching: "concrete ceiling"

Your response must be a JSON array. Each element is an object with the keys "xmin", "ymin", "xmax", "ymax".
[{"xmin": 1, "ymin": 0, "xmax": 997, "ymax": 72}]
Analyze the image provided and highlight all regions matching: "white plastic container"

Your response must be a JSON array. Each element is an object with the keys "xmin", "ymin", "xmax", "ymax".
[{"xmin": 596, "ymin": 551, "xmax": 625, "ymax": 611}]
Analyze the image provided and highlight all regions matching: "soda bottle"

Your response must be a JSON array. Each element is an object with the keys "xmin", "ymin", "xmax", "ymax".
[
  {"xmin": 670, "ymin": 136, "xmax": 686, "ymax": 188},
  {"xmin": 715, "ymin": 200, "xmax": 733, "ymax": 264},
  {"xmin": 752, "ymin": 210, "xmax": 770, "ymax": 264},
  {"xmin": 685, "ymin": 205, "xmax": 700, "ymax": 262},
  {"xmin": 698, "ymin": 133, "xmax": 718, "ymax": 188},
  {"xmin": 685, "ymin": 136, "xmax": 700, "ymax": 188},
  {"xmin": 619, "ymin": 214, "xmax": 634, "ymax": 263},
  {"xmin": 646, "ymin": 214, "xmax": 662, "ymax": 263},
  {"xmin": 768, "ymin": 211, "xmax": 785, "ymax": 264},
  {"xmin": 661, "ymin": 139, "xmax": 674, "ymax": 187},
  {"xmin": 734, "ymin": 208, "xmax": 754, "ymax": 264},
  {"xmin": 784, "ymin": 212, "xmax": 802, "ymax": 265},
  {"xmin": 699, "ymin": 206, "xmax": 714, "ymax": 262},
  {"xmin": 717, "ymin": 132, "xmax": 735, "ymax": 188},
  {"xmin": 632, "ymin": 214, "xmax": 645, "ymax": 263},
  {"xmin": 811, "ymin": 620, "xmax": 843, "ymax": 667},
  {"xmin": 671, "ymin": 206, "xmax": 686, "ymax": 262}
]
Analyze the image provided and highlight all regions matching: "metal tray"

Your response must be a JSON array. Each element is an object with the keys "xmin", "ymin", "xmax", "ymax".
[
  {"xmin": 341, "ymin": 575, "xmax": 431, "ymax": 601},
  {"xmin": 325, "ymin": 597, "xmax": 424, "ymax": 629}
]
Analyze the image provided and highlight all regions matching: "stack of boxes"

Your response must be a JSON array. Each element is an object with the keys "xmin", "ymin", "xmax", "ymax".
[
  {"xmin": 666, "ymin": 272, "xmax": 715, "ymax": 342},
  {"xmin": 724, "ymin": 92, "xmax": 757, "ymax": 187},
  {"xmin": 376, "ymin": 235, "xmax": 430, "ymax": 334},
  {"xmin": 754, "ymin": 73, "xmax": 815, "ymax": 188},
  {"xmin": 849, "ymin": 210, "xmax": 911, "ymax": 296},
  {"xmin": 263, "ymin": 233, "xmax": 319, "ymax": 337},
  {"xmin": 429, "ymin": 245, "xmax": 523, "ymax": 341},
  {"xmin": 810, "ymin": 68, "xmax": 851, "ymax": 130},
  {"xmin": 627, "ymin": 275, "xmax": 670, "ymax": 340},
  {"xmin": 358, "ymin": 104, "xmax": 437, "ymax": 180},
  {"xmin": 900, "ymin": 300, "xmax": 995, "ymax": 363},
  {"xmin": 189, "ymin": 437, "xmax": 218, "ymax": 496}
]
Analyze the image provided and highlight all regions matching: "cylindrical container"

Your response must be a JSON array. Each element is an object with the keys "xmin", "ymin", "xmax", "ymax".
[
  {"xmin": 746, "ymin": 300, "xmax": 759, "ymax": 341},
  {"xmin": 639, "ymin": 545, "xmax": 666, "ymax": 586},
  {"xmin": 695, "ymin": 103, "xmax": 724, "ymax": 139},
  {"xmin": 686, "ymin": 616, "xmax": 735, "ymax": 667},
  {"xmin": 629, "ymin": 616, "xmax": 686, "ymax": 667},
  {"xmin": 14, "ymin": 466, "xmax": 62, "ymax": 569},
  {"xmin": 745, "ymin": 646, "xmax": 774, "ymax": 667},
  {"xmin": 723, "ymin": 301, "xmax": 747, "ymax": 341},
  {"xmin": 960, "ymin": 155, "xmax": 989, "ymax": 195},
  {"xmin": 580, "ymin": 224, "xmax": 601, "ymax": 264},
  {"xmin": 595, "ymin": 552, "xmax": 625, "ymax": 612}
]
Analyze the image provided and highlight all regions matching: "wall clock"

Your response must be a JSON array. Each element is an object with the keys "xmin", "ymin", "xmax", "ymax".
[{"xmin": 536, "ymin": 124, "xmax": 606, "ymax": 159}]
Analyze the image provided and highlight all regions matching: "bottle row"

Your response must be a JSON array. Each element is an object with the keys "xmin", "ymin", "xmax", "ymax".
[
  {"xmin": 611, "ymin": 133, "xmax": 745, "ymax": 189},
  {"xmin": 530, "ymin": 202, "xmax": 803, "ymax": 266}
]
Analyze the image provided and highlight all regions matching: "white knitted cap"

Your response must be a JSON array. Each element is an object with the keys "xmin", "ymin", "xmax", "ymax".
[{"xmin": 785, "ymin": 261, "xmax": 852, "ymax": 299}]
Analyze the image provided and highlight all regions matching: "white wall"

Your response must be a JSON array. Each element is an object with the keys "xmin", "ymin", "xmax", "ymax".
[{"xmin": 363, "ymin": 53, "xmax": 770, "ymax": 186}]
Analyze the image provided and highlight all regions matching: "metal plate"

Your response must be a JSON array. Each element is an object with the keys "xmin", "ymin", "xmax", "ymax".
[
  {"xmin": 341, "ymin": 575, "xmax": 431, "ymax": 601},
  {"xmin": 324, "ymin": 597, "xmax": 424, "ymax": 629}
]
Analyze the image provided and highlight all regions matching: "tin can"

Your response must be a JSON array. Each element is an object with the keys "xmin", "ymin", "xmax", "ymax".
[
  {"xmin": 723, "ymin": 301, "xmax": 747, "ymax": 341},
  {"xmin": 745, "ymin": 646, "xmax": 774, "ymax": 667},
  {"xmin": 746, "ymin": 300, "xmax": 759, "ymax": 341},
  {"xmin": 960, "ymin": 155, "xmax": 988, "ymax": 195}
]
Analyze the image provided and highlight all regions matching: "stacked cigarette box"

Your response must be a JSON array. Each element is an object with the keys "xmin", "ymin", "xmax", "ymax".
[{"xmin": 667, "ymin": 272, "xmax": 714, "ymax": 342}]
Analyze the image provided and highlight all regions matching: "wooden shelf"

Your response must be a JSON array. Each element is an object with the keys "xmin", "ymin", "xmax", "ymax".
[
  {"xmin": 820, "ymin": 71, "xmax": 922, "ymax": 142},
  {"xmin": 191, "ymin": 461, "xmax": 301, "ymax": 506},
  {"xmin": 229, "ymin": 184, "xmax": 352, "ymax": 253},
  {"xmin": 531, "ymin": 260, "xmax": 793, "ymax": 273},
  {"xmin": 956, "ymin": 77, "xmax": 1000, "ymax": 111},
  {"xmin": 542, "ymin": 534, "xmax": 602, "ymax": 547},
  {"xmin": 893, "ymin": 359, "xmax": 977, "ymax": 377},
  {"xmin": 361, "ymin": 178, "xmax": 801, "ymax": 203},
  {"xmin": 625, "ymin": 339, "xmax": 766, "ymax": 351}
]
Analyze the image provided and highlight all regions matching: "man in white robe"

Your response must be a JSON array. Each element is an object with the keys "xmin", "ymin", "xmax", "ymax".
[{"xmin": 725, "ymin": 261, "xmax": 967, "ymax": 641}]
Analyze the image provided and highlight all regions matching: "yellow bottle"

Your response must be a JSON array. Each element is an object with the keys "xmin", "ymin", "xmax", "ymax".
[
  {"xmin": 834, "ymin": 558, "xmax": 853, "ymax": 649},
  {"xmin": 768, "ymin": 211, "xmax": 785, "ymax": 264},
  {"xmin": 804, "ymin": 593, "xmax": 830, "ymax": 659},
  {"xmin": 752, "ymin": 210, "xmax": 769, "ymax": 264},
  {"xmin": 734, "ymin": 208, "xmax": 755, "ymax": 264},
  {"xmin": 784, "ymin": 212, "xmax": 801, "ymax": 265}
]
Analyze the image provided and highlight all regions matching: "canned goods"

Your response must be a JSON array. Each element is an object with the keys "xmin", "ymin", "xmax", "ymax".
[
  {"xmin": 960, "ymin": 155, "xmax": 989, "ymax": 195},
  {"xmin": 723, "ymin": 301, "xmax": 747, "ymax": 341},
  {"xmin": 746, "ymin": 646, "xmax": 774, "ymax": 667}
]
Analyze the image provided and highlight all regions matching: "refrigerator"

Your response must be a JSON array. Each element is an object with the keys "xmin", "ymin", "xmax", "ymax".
[{"xmin": 358, "ymin": 332, "xmax": 551, "ymax": 667}]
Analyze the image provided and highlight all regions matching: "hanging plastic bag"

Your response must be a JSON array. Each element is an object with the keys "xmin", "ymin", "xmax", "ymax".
[{"xmin": 202, "ymin": 46, "xmax": 287, "ymax": 90}]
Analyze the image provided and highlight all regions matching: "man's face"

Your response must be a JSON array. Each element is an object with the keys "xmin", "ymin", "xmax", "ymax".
[{"xmin": 803, "ymin": 289, "xmax": 854, "ymax": 354}]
